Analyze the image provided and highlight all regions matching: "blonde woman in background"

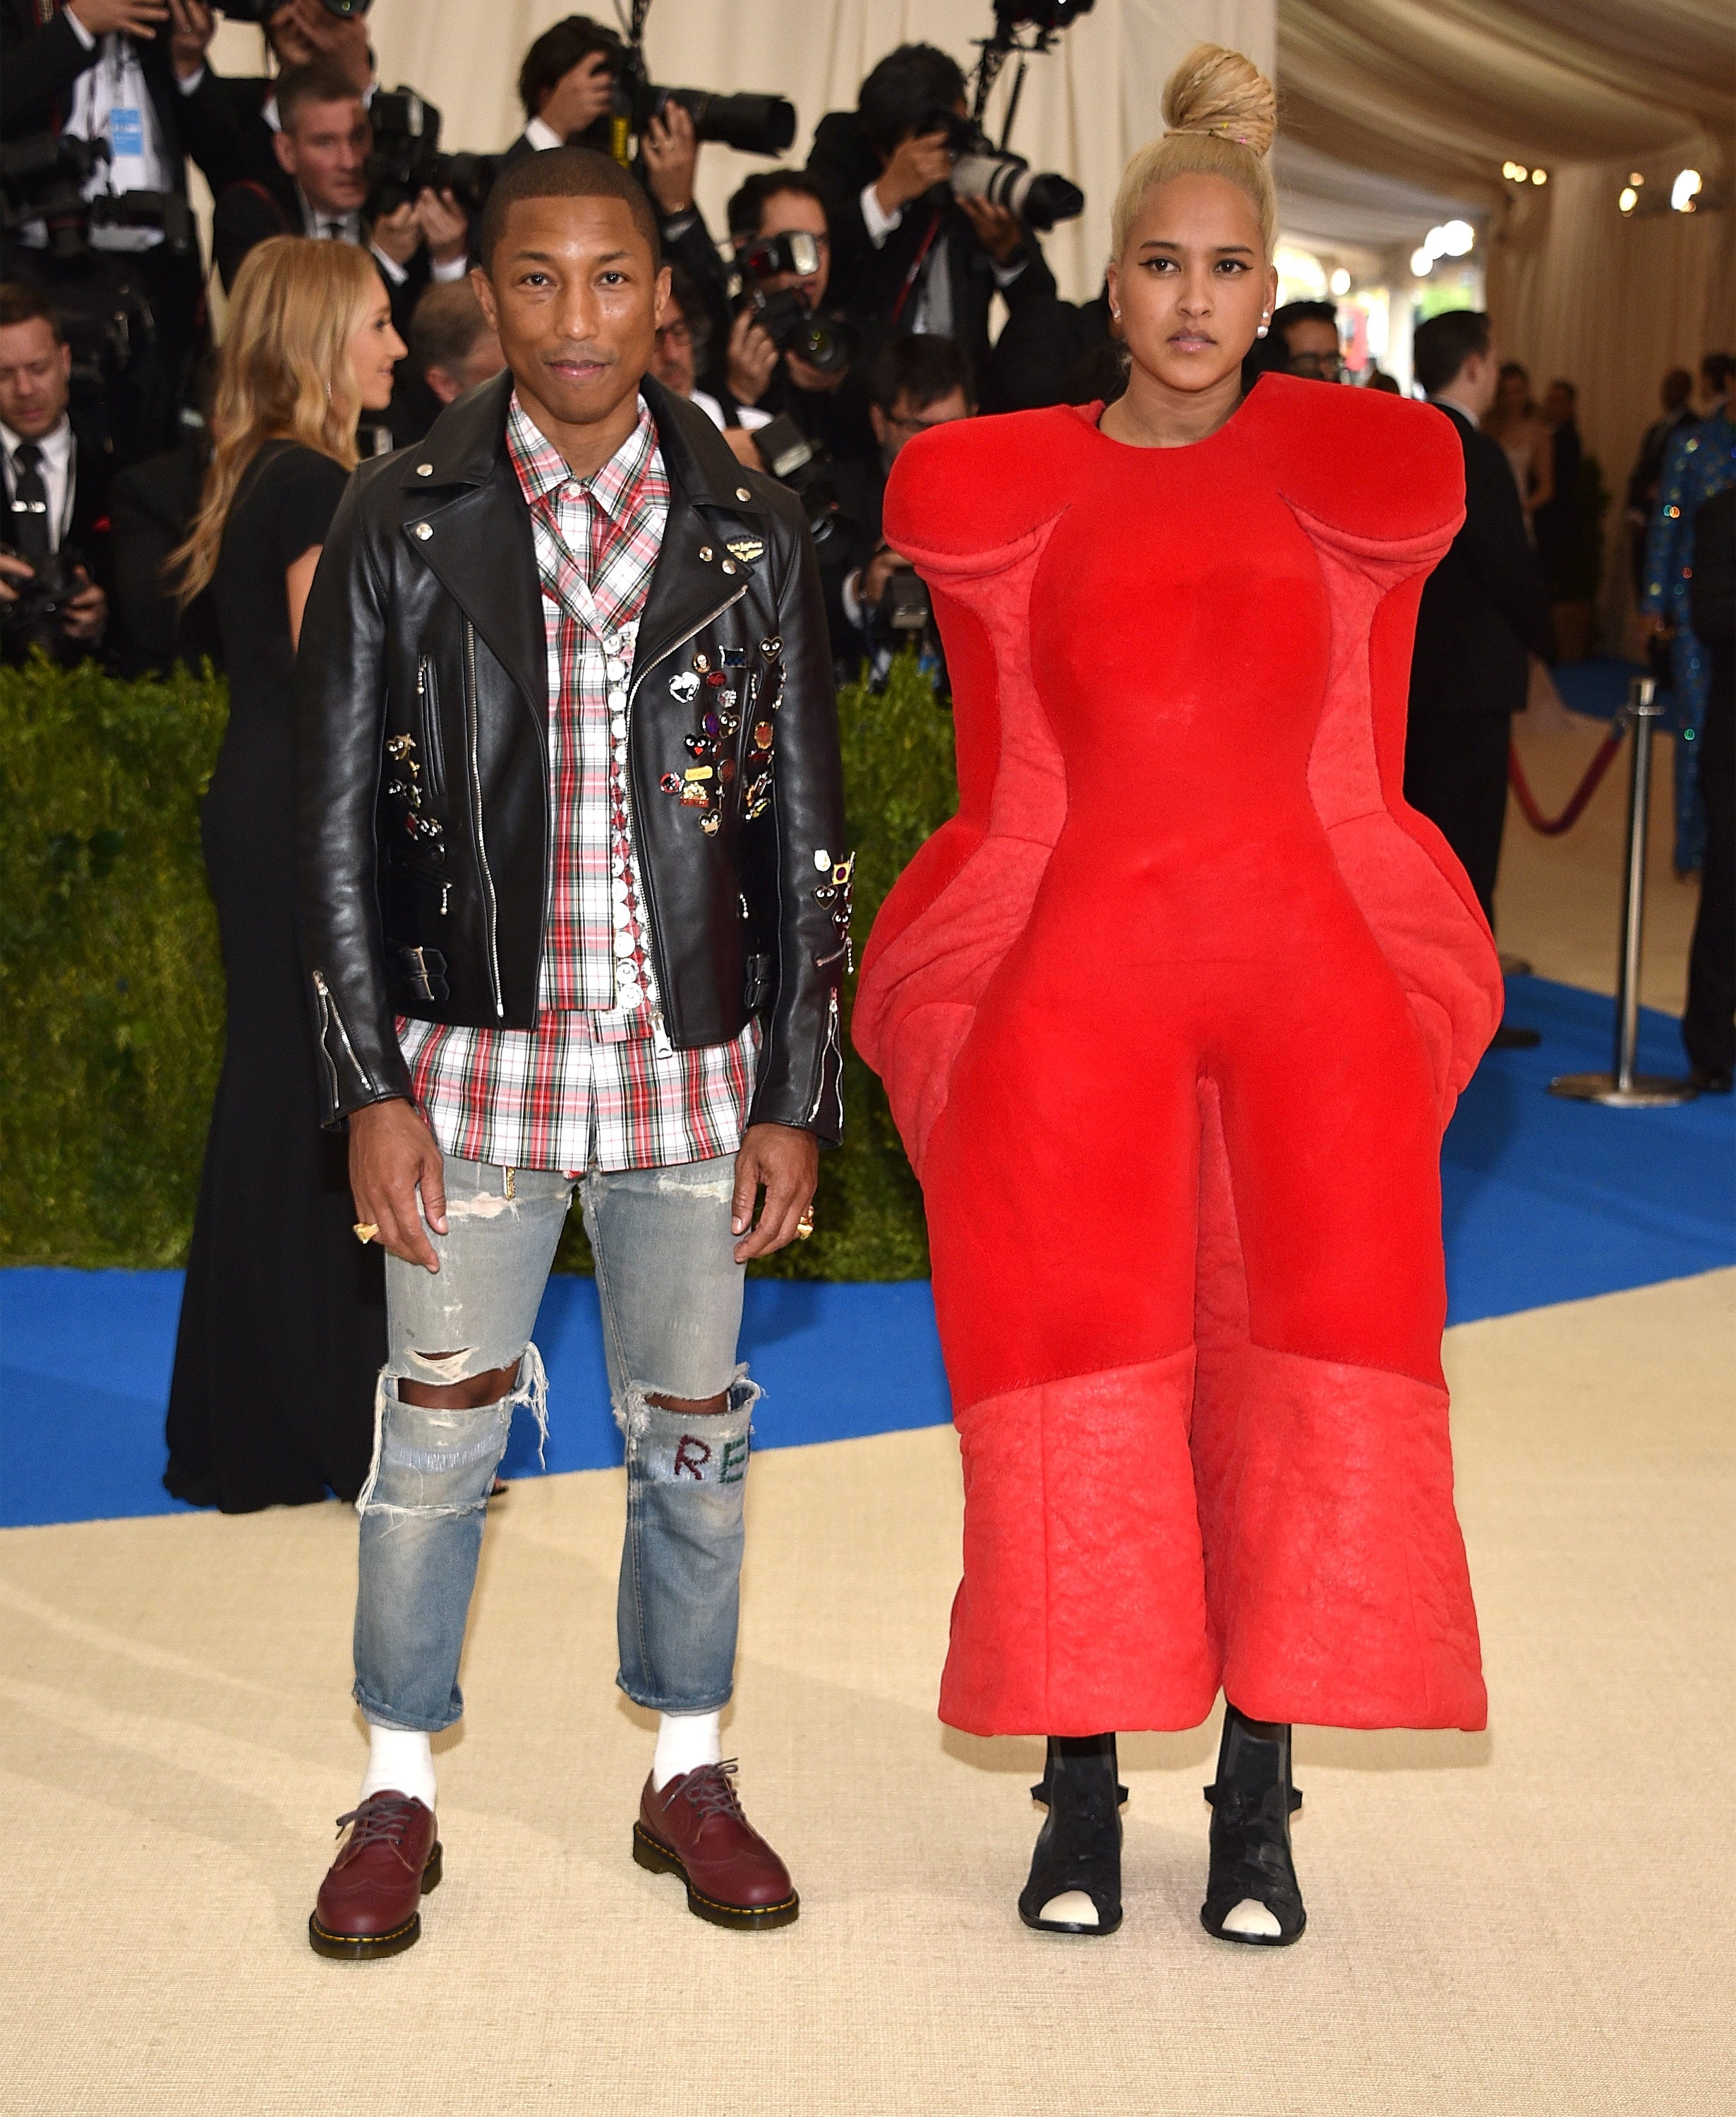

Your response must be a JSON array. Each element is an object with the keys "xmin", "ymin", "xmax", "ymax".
[
  {"xmin": 164, "ymin": 237, "xmax": 405, "ymax": 1514},
  {"xmin": 1483, "ymin": 361, "xmax": 1553, "ymax": 541}
]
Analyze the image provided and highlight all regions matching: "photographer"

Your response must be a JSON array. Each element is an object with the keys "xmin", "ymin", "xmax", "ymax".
[
  {"xmin": 167, "ymin": 0, "xmax": 375, "ymax": 198},
  {"xmin": 722, "ymin": 170, "xmax": 875, "ymax": 474},
  {"xmin": 806, "ymin": 42, "xmax": 1058, "ymax": 402},
  {"xmin": 1, "ymin": 0, "xmax": 210, "ymax": 463},
  {"xmin": 0, "ymin": 284, "xmax": 111, "ymax": 666},
  {"xmin": 502, "ymin": 13, "xmax": 616, "ymax": 163},
  {"xmin": 837, "ymin": 332, "xmax": 973, "ymax": 679}
]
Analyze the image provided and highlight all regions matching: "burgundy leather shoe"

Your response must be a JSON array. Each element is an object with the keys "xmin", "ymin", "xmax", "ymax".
[
  {"xmin": 308, "ymin": 1791, "xmax": 442, "ymax": 1960},
  {"xmin": 633, "ymin": 1762, "xmax": 799, "ymax": 1930}
]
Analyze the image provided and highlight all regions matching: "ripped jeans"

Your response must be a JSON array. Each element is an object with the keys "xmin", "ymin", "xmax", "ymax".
[{"xmin": 351, "ymin": 1152, "xmax": 753, "ymax": 1733}]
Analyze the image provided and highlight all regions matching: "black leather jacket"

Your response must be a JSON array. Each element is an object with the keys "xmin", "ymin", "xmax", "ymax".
[{"xmin": 296, "ymin": 371, "xmax": 850, "ymax": 1141}]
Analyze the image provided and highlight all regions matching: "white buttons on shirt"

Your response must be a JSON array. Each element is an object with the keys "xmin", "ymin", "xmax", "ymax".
[
  {"xmin": 605, "ymin": 656, "xmax": 627, "ymax": 682},
  {"xmin": 613, "ymin": 931, "xmax": 636, "ymax": 959},
  {"xmin": 611, "ymin": 715, "xmax": 627, "ymax": 740},
  {"xmin": 608, "ymin": 687, "xmax": 627, "ymax": 711}
]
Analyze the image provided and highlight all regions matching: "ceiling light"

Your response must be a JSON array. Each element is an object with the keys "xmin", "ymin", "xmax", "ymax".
[
  {"xmin": 1502, "ymin": 161, "xmax": 1528, "ymax": 181},
  {"xmin": 1440, "ymin": 219, "xmax": 1475, "ymax": 255},
  {"xmin": 1619, "ymin": 186, "xmax": 1638, "ymax": 215},
  {"xmin": 1672, "ymin": 169, "xmax": 1703, "ymax": 212},
  {"xmin": 1532, "ymin": 168, "xmax": 1548, "ymax": 185},
  {"xmin": 1423, "ymin": 224, "xmax": 1450, "ymax": 258},
  {"xmin": 1629, "ymin": 173, "xmax": 1644, "ymax": 186},
  {"xmin": 1328, "ymin": 267, "xmax": 1351, "ymax": 296},
  {"xmin": 1409, "ymin": 246, "xmax": 1434, "ymax": 277}
]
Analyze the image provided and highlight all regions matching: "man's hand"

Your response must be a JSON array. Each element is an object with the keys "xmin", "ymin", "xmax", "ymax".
[
  {"xmin": 874, "ymin": 126, "xmax": 953, "ymax": 217},
  {"xmin": 0, "ymin": 552, "xmax": 32, "ymax": 606},
  {"xmin": 349, "ymin": 1098, "xmax": 448, "ymax": 1272},
  {"xmin": 857, "ymin": 546, "xmax": 910, "ymax": 610},
  {"xmin": 722, "ymin": 426, "xmax": 762, "ymax": 469},
  {"xmin": 166, "ymin": 0, "xmax": 213, "ymax": 76},
  {"xmin": 641, "ymin": 100, "xmax": 698, "ymax": 217},
  {"xmin": 60, "ymin": 571, "xmax": 106, "ymax": 642},
  {"xmin": 415, "ymin": 186, "xmax": 468, "ymax": 269},
  {"xmin": 287, "ymin": 0, "xmax": 372, "ymax": 95},
  {"xmin": 785, "ymin": 348, "xmax": 846, "ymax": 395},
  {"xmin": 370, "ymin": 199, "xmax": 420, "ymax": 267},
  {"xmin": 68, "ymin": 0, "xmax": 169, "ymax": 37},
  {"xmin": 730, "ymin": 1123, "xmax": 819, "ymax": 1262},
  {"xmin": 725, "ymin": 308, "xmax": 778, "ymax": 406},
  {"xmin": 957, "ymin": 193, "xmax": 1023, "ymax": 263}
]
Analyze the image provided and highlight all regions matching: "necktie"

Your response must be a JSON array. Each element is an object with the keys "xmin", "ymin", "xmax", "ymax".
[
  {"xmin": 10, "ymin": 443, "xmax": 51, "ymax": 565},
  {"xmin": 323, "ymin": 220, "xmax": 345, "ymax": 241}
]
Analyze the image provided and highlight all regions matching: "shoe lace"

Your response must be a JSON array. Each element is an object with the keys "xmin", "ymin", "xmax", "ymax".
[
  {"xmin": 678, "ymin": 1759, "xmax": 747, "ymax": 1823},
  {"xmin": 333, "ymin": 1792, "xmax": 421, "ymax": 1850}
]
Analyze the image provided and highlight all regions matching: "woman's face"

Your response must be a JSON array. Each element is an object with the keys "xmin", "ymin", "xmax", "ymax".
[
  {"xmin": 1497, "ymin": 369, "xmax": 1528, "ymax": 415},
  {"xmin": 346, "ymin": 287, "xmax": 406, "ymax": 413},
  {"xmin": 1107, "ymin": 173, "xmax": 1276, "ymax": 397}
]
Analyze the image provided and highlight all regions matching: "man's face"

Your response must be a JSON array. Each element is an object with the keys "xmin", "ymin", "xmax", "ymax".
[
  {"xmin": 649, "ymin": 306, "xmax": 697, "ymax": 397},
  {"xmin": 749, "ymin": 190, "xmax": 829, "ymax": 308},
  {"xmin": 275, "ymin": 97, "xmax": 371, "ymax": 218},
  {"xmin": 426, "ymin": 325, "xmax": 505, "ymax": 407},
  {"xmin": 1282, "ymin": 317, "xmax": 1341, "ymax": 381},
  {"xmin": 869, "ymin": 384, "xmax": 970, "ymax": 469},
  {"xmin": 474, "ymin": 195, "xmax": 665, "ymax": 434},
  {"xmin": 0, "ymin": 318, "xmax": 71, "ymax": 440},
  {"xmin": 1543, "ymin": 382, "xmax": 1574, "ymax": 426}
]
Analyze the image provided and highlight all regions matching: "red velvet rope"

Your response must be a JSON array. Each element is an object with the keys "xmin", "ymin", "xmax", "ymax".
[{"xmin": 1507, "ymin": 727, "xmax": 1626, "ymax": 836}]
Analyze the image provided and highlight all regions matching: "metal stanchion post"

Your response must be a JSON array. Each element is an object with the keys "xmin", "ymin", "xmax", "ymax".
[{"xmin": 1550, "ymin": 677, "xmax": 1698, "ymax": 1107}]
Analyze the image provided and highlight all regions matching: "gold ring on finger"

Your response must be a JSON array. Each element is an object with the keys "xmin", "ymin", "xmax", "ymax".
[{"xmin": 354, "ymin": 1222, "xmax": 380, "ymax": 1245}]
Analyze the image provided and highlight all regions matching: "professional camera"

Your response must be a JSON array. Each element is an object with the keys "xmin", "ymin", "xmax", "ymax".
[
  {"xmin": 0, "ymin": 135, "xmax": 192, "ymax": 260},
  {"xmin": 365, "ymin": 90, "xmax": 496, "ymax": 221},
  {"xmin": 752, "ymin": 414, "xmax": 840, "ymax": 547},
  {"xmin": 880, "ymin": 568, "xmax": 933, "ymax": 638},
  {"xmin": 736, "ymin": 234, "xmax": 857, "ymax": 375},
  {"xmin": 606, "ymin": 0, "xmax": 796, "ymax": 162},
  {"xmin": 917, "ymin": 109, "xmax": 1083, "ymax": 230},
  {"xmin": 0, "ymin": 544, "xmax": 88, "ymax": 658}
]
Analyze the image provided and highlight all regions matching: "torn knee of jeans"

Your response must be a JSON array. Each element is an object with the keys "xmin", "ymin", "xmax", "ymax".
[
  {"xmin": 645, "ymin": 1389, "xmax": 729, "ymax": 1413},
  {"xmin": 620, "ymin": 1366, "xmax": 761, "ymax": 1476},
  {"xmin": 443, "ymin": 1190, "xmax": 517, "ymax": 1219}
]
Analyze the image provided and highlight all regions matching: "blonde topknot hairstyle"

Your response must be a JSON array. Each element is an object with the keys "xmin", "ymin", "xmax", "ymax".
[{"xmin": 1110, "ymin": 43, "xmax": 1278, "ymax": 261}]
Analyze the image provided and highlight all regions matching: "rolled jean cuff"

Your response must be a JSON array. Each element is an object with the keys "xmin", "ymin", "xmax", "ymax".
[{"xmin": 349, "ymin": 1684, "xmax": 459, "ymax": 1737}]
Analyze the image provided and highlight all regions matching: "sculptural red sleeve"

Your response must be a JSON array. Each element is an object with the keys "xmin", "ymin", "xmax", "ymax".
[
  {"xmin": 852, "ymin": 418, "xmax": 1071, "ymax": 1174},
  {"xmin": 1274, "ymin": 395, "xmax": 1502, "ymax": 1121}
]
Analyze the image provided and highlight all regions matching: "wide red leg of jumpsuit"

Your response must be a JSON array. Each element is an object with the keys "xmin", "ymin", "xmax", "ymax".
[{"xmin": 922, "ymin": 942, "xmax": 1485, "ymax": 1737}]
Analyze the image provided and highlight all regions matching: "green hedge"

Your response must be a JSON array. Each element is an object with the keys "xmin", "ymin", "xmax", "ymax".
[{"xmin": 0, "ymin": 651, "xmax": 956, "ymax": 1278}]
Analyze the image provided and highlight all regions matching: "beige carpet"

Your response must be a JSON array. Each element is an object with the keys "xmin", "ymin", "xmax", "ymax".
[{"xmin": 2, "ymin": 1269, "xmax": 1731, "ymax": 2116}]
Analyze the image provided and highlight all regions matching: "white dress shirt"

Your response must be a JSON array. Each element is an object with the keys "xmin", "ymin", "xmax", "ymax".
[
  {"xmin": 1, "ymin": 416, "xmax": 77, "ymax": 553},
  {"xmin": 60, "ymin": 21, "xmax": 175, "ymax": 247},
  {"xmin": 299, "ymin": 191, "xmax": 469, "ymax": 285},
  {"xmin": 857, "ymin": 178, "xmax": 1027, "ymax": 337}
]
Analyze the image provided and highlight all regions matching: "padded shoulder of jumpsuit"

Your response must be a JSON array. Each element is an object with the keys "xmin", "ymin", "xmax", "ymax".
[
  {"xmin": 1232, "ymin": 373, "xmax": 1466, "ymax": 555},
  {"xmin": 881, "ymin": 405, "xmax": 1088, "ymax": 574}
]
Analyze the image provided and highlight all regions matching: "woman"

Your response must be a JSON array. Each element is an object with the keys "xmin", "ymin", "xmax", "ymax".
[
  {"xmin": 1483, "ymin": 361, "xmax": 1553, "ymax": 542},
  {"xmin": 855, "ymin": 46, "xmax": 1498, "ymax": 1946},
  {"xmin": 164, "ymin": 238, "xmax": 405, "ymax": 1512}
]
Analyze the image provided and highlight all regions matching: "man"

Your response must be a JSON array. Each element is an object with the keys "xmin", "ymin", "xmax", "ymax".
[
  {"xmin": 805, "ymin": 42, "xmax": 1056, "ymax": 401},
  {"xmin": 167, "ymin": 0, "xmax": 373, "ymax": 197},
  {"xmin": 1269, "ymin": 300, "xmax": 1342, "ymax": 380},
  {"xmin": 1626, "ymin": 368, "xmax": 1697, "ymax": 598},
  {"xmin": 408, "ymin": 279, "xmax": 503, "ymax": 410},
  {"xmin": 296, "ymin": 146, "xmax": 848, "ymax": 1957},
  {"xmin": 721, "ymin": 170, "xmax": 876, "ymax": 473},
  {"xmin": 837, "ymin": 331, "xmax": 972, "ymax": 669},
  {"xmin": 0, "ymin": 284, "xmax": 111, "ymax": 665},
  {"xmin": 1406, "ymin": 308, "xmax": 1550, "ymax": 1051},
  {"xmin": 501, "ymin": 12, "xmax": 615, "ymax": 164},
  {"xmin": 1, "ymin": 0, "xmax": 210, "ymax": 462}
]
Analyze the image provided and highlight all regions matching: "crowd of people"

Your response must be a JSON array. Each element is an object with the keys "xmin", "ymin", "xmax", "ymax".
[{"xmin": 2, "ymin": 4, "xmax": 1732, "ymax": 1970}]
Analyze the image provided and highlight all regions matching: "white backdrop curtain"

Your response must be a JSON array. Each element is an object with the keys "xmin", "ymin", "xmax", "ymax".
[{"xmin": 205, "ymin": 0, "xmax": 1274, "ymax": 307}]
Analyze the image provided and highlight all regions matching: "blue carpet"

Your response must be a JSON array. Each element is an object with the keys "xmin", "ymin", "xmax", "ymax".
[{"xmin": 2, "ymin": 977, "xmax": 1730, "ymax": 1528}]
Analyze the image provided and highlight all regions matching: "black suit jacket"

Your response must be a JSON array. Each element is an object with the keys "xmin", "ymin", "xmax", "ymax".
[
  {"xmin": 804, "ymin": 109, "xmax": 1056, "ymax": 409},
  {"xmin": 107, "ymin": 427, "xmax": 222, "ymax": 676},
  {"xmin": 1410, "ymin": 399, "xmax": 1551, "ymax": 720},
  {"xmin": 1, "ymin": 0, "xmax": 191, "ymax": 191}
]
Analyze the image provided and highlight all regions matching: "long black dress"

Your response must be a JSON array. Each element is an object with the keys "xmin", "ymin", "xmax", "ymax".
[{"xmin": 164, "ymin": 442, "xmax": 385, "ymax": 1510}]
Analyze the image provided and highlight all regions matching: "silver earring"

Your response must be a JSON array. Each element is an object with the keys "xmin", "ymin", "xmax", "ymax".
[
  {"xmin": 1256, "ymin": 324, "xmax": 1268, "ymax": 338},
  {"xmin": 1110, "ymin": 306, "xmax": 1121, "ymax": 320}
]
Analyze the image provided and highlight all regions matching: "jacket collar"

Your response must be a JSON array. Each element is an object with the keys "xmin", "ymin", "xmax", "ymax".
[{"xmin": 406, "ymin": 367, "xmax": 768, "ymax": 519}]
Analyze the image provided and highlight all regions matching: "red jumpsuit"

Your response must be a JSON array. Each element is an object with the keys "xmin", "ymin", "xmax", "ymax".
[{"xmin": 854, "ymin": 378, "xmax": 1499, "ymax": 1739}]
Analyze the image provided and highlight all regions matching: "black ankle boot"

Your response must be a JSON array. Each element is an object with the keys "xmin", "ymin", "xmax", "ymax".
[
  {"xmin": 1200, "ymin": 1704, "xmax": 1306, "ymax": 1946},
  {"xmin": 1018, "ymin": 1735, "xmax": 1126, "ymax": 1936}
]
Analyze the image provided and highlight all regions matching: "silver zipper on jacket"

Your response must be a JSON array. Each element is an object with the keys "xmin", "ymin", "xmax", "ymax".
[
  {"xmin": 808, "ymin": 988, "xmax": 841, "ymax": 1126},
  {"xmin": 625, "ymin": 583, "xmax": 749, "ymax": 1042},
  {"xmin": 416, "ymin": 655, "xmax": 445, "ymax": 796},
  {"xmin": 311, "ymin": 970, "xmax": 373, "ymax": 1101},
  {"xmin": 463, "ymin": 617, "xmax": 505, "ymax": 1018}
]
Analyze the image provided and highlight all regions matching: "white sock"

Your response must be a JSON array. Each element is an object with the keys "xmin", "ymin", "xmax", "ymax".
[
  {"xmin": 652, "ymin": 1709, "xmax": 723, "ymax": 1790},
  {"xmin": 359, "ymin": 1723, "xmax": 436, "ymax": 1810}
]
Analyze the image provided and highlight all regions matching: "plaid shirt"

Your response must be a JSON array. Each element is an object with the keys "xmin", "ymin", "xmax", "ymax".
[{"xmin": 397, "ymin": 394, "xmax": 758, "ymax": 1173}]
